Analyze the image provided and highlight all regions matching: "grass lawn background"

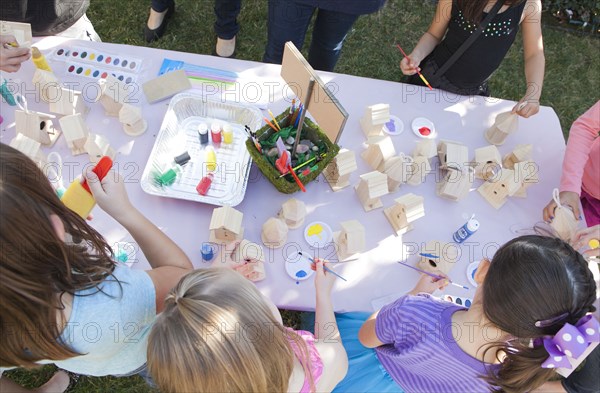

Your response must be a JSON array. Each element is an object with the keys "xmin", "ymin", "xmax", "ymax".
[{"xmin": 5, "ymin": 0, "xmax": 598, "ymax": 391}]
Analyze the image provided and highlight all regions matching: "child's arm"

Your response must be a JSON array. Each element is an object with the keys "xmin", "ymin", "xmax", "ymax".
[
  {"xmin": 513, "ymin": 0, "xmax": 545, "ymax": 118},
  {"xmin": 84, "ymin": 169, "xmax": 193, "ymax": 313},
  {"xmin": 313, "ymin": 259, "xmax": 348, "ymax": 391},
  {"xmin": 400, "ymin": 0, "xmax": 452, "ymax": 75},
  {"xmin": 543, "ymin": 102, "xmax": 600, "ymax": 222},
  {"xmin": 359, "ymin": 273, "xmax": 448, "ymax": 348}
]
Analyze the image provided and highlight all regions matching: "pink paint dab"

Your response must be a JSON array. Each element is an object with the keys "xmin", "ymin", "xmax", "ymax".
[{"xmin": 419, "ymin": 127, "xmax": 431, "ymax": 136}]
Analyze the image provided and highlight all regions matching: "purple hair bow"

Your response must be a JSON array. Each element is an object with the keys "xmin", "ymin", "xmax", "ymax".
[{"xmin": 541, "ymin": 315, "xmax": 600, "ymax": 369}]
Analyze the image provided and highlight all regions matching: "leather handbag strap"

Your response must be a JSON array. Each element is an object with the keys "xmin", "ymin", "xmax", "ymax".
[{"xmin": 433, "ymin": 0, "xmax": 505, "ymax": 79}]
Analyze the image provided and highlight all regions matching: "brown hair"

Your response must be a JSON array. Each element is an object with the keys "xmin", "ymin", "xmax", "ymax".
[
  {"xmin": 483, "ymin": 235, "xmax": 596, "ymax": 392},
  {"xmin": 0, "ymin": 144, "xmax": 116, "ymax": 368},
  {"xmin": 147, "ymin": 268, "xmax": 315, "ymax": 393},
  {"xmin": 458, "ymin": 0, "xmax": 526, "ymax": 24}
]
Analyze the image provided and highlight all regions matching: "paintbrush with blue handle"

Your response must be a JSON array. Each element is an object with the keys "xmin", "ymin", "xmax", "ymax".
[{"xmin": 398, "ymin": 260, "xmax": 469, "ymax": 290}]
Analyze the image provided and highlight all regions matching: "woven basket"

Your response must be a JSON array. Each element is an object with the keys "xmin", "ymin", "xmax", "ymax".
[{"xmin": 246, "ymin": 109, "xmax": 339, "ymax": 194}]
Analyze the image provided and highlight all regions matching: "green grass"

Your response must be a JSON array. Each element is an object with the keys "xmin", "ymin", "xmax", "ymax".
[{"xmin": 6, "ymin": 0, "xmax": 599, "ymax": 391}]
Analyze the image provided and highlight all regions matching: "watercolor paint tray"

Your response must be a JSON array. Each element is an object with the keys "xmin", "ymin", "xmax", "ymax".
[
  {"xmin": 49, "ymin": 46, "xmax": 141, "ymax": 83},
  {"xmin": 140, "ymin": 92, "xmax": 262, "ymax": 207}
]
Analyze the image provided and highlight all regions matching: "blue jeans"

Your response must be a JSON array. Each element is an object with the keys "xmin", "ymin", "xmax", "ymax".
[
  {"xmin": 263, "ymin": 0, "xmax": 359, "ymax": 72},
  {"xmin": 151, "ymin": 0, "xmax": 241, "ymax": 39}
]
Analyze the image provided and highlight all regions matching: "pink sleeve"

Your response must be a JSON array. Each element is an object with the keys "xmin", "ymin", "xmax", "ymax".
[{"xmin": 559, "ymin": 101, "xmax": 600, "ymax": 195}]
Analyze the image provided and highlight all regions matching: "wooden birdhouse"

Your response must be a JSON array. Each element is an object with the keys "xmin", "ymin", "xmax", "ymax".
[
  {"xmin": 382, "ymin": 154, "xmax": 413, "ymax": 192},
  {"xmin": 473, "ymin": 145, "xmax": 502, "ymax": 181},
  {"xmin": 323, "ymin": 148, "xmax": 357, "ymax": 191},
  {"xmin": 9, "ymin": 133, "xmax": 46, "ymax": 167},
  {"xmin": 59, "ymin": 114, "xmax": 89, "ymax": 155},
  {"xmin": 503, "ymin": 144, "xmax": 533, "ymax": 169},
  {"xmin": 84, "ymin": 133, "xmax": 116, "ymax": 164},
  {"xmin": 513, "ymin": 160, "xmax": 539, "ymax": 198},
  {"xmin": 15, "ymin": 109, "xmax": 60, "ymax": 146},
  {"xmin": 417, "ymin": 240, "xmax": 459, "ymax": 275},
  {"xmin": 96, "ymin": 75, "xmax": 129, "ymax": 116},
  {"xmin": 119, "ymin": 103, "xmax": 147, "ymax": 136},
  {"xmin": 412, "ymin": 139, "xmax": 437, "ymax": 160},
  {"xmin": 361, "ymin": 135, "xmax": 396, "ymax": 170},
  {"xmin": 485, "ymin": 111, "xmax": 518, "ymax": 146},
  {"xmin": 437, "ymin": 168, "xmax": 474, "ymax": 201},
  {"xmin": 209, "ymin": 205, "xmax": 244, "ymax": 243},
  {"xmin": 355, "ymin": 171, "xmax": 389, "ymax": 211},
  {"xmin": 49, "ymin": 87, "xmax": 88, "ymax": 116},
  {"xmin": 278, "ymin": 198, "xmax": 307, "ymax": 229},
  {"xmin": 261, "ymin": 217, "xmax": 288, "ymax": 248},
  {"xmin": 333, "ymin": 220, "xmax": 365, "ymax": 261},
  {"xmin": 232, "ymin": 239, "xmax": 266, "ymax": 282},
  {"xmin": 360, "ymin": 103, "xmax": 389, "ymax": 137},
  {"xmin": 406, "ymin": 155, "xmax": 431, "ymax": 186},
  {"xmin": 477, "ymin": 168, "xmax": 521, "ymax": 209},
  {"xmin": 32, "ymin": 69, "xmax": 60, "ymax": 104},
  {"xmin": 438, "ymin": 140, "xmax": 469, "ymax": 172},
  {"xmin": 383, "ymin": 193, "xmax": 425, "ymax": 235}
]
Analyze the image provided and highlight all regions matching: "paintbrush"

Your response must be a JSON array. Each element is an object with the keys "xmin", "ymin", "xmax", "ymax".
[
  {"xmin": 396, "ymin": 44, "xmax": 433, "ymax": 91},
  {"xmin": 397, "ymin": 260, "xmax": 469, "ymax": 290},
  {"xmin": 299, "ymin": 252, "xmax": 348, "ymax": 282}
]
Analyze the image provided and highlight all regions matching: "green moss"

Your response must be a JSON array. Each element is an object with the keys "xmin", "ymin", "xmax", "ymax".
[{"xmin": 246, "ymin": 109, "xmax": 339, "ymax": 194}]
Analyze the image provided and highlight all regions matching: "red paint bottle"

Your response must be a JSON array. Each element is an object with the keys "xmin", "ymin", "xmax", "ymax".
[{"xmin": 196, "ymin": 173, "xmax": 214, "ymax": 196}]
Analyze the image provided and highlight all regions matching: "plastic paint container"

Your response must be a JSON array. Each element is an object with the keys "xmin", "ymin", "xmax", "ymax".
[
  {"xmin": 201, "ymin": 244, "xmax": 215, "ymax": 261},
  {"xmin": 453, "ymin": 216, "xmax": 480, "ymax": 243},
  {"xmin": 222, "ymin": 123, "xmax": 233, "ymax": 144},
  {"xmin": 198, "ymin": 123, "xmax": 209, "ymax": 145},
  {"xmin": 211, "ymin": 122, "xmax": 222, "ymax": 143}
]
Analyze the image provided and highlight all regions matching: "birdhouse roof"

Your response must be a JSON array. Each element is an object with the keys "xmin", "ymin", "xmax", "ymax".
[
  {"xmin": 495, "ymin": 111, "xmax": 518, "ymax": 133},
  {"xmin": 359, "ymin": 171, "xmax": 388, "ymax": 198},
  {"xmin": 262, "ymin": 217, "xmax": 288, "ymax": 242},
  {"xmin": 474, "ymin": 145, "xmax": 502, "ymax": 164},
  {"xmin": 340, "ymin": 220, "xmax": 365, "ymax": 238},
  {"xmin": 281, "ymin": 198, "xmax": 306, "ymax": 222},
  {"xmin": 209, "ymin": 206, "xmax": 243, "ymax": 233},
  {"xmin": 335, "ymin": 149, "xmax": 357, "ymax": 175}
]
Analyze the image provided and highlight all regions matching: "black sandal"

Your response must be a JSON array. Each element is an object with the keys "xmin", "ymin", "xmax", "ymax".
[{"xmin": 144, "ymin": 3, "xmax": 175, "ymax": 43}]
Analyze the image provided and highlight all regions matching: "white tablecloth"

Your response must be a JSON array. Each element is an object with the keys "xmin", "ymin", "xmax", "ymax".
[{"xmin": 1, "ymin": 37, "xmax": 567, "ymax": 312}]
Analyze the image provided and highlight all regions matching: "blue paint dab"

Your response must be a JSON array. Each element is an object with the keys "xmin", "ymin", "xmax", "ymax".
[
  {"xmin": 296, "ymin": 270, "xmax": 307, "ymax": 278},
  {"xmin": 385, "ymin": 119, "xmax": 395, "ymax": 132},
  {"xmin": 465, "ymin": 299, "xmax": 472, "ymax": 307},
  {"xmin": 456, "ymin": 298, "xmax": 463, "ymax": 305}
]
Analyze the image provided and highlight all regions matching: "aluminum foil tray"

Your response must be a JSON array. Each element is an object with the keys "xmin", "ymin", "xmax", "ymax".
[{"xmin": 140, "ymin": 93, "xmax": 262, "ymax": 206}]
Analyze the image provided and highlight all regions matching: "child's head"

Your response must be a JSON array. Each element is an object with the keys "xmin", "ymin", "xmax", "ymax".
[
  {"xmin": 0, "ymin": 144, "xmax": 115, "ymax": 367},
  {"xmin": 481, "ymin": 235, "xmax": 596, "ymax": 392},
  {"xmin": 147, "ymin": 268, "xmax": 304, "ymax": 393}
]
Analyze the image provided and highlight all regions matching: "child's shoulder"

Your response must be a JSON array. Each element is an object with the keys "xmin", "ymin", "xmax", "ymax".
[{"xmin": 388, "ymin": 293, "xmax": 458, "ymax": 313}]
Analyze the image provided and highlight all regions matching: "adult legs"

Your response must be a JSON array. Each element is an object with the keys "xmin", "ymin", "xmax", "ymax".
[
  {"xmin": 214, "ymin": 0, "xmax": 241, "ymax": 40},
  {"xmin": 307, "ymin": 8, "xmax": 359, "ymax": 71},
  {"xmin": 263, "ymin": 0, "xmax": 315, "ymax": 65}
]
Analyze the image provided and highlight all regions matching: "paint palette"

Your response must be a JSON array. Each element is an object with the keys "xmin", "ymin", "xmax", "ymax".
[
  {"xmin": 304, "ymin": 221, "xmax": 333, "ymax": 249},
  {"xmin": 383, "ymin": 115, "xmax": 404, "ymax": 136},
  {"xmin": 50, "ymin": 46, "xmax": 142, "ymax": 83},
  {"xmin": 442, "ymin": 294, "xmax": 473, "ymax": 308},
  {"xmin": 411, "ymin": 117, "xmax": 437, "ymax": 139},
  {"xmin": 466, "ymin": 261, "xmax": 480, "ymax": 288},
  {"xmin": 285, "ymin": 251, "xmax": 314, "ymax": 282}
]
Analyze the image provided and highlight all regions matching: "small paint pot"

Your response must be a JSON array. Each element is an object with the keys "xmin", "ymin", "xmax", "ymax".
[
  {"xmin": 211, "ymin": 122, "xmax": 222, "ymax": 143},
  {"xmin": 222, "ymin": 124, "xmax": 234, "ymax": 144},
  {"xmin": 198, "ymin": 123, "xmax": 209, "ymax": 145},
  {"xmin": 201, "ymin": 243, "xmax": 215, "ymax": 261}
]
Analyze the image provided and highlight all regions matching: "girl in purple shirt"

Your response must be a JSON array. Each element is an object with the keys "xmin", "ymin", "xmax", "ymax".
[{"xmin": 335, "ymin": 235, "xmax": 598, "ymax": 392}]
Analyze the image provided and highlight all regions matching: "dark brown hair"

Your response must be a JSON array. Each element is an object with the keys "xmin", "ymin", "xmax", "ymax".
[
  {"xmin": 483, "ymin": 235, "xmax": 596, "ymax": 392},
  {"xmin": 458, "ymin": 0, "xmax": 526, "ymax": 24},
  {"xmin": 0, "ymin": 144, "xmax": 116, "ymax": 368}
]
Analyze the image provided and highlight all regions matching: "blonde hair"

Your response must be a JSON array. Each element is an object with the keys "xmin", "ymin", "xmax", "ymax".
[{"xmin": 147, "ymin": 268, "xmax": 315, "ymax": 393}]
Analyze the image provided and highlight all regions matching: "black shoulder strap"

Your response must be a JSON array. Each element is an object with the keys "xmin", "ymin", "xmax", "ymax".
[{"xmin": 434, "ymin": 0, "xmax": 505, "ymax": 79}]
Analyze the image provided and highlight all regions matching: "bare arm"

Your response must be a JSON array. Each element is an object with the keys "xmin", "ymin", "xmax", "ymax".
[
  {"xmin": 84, "ymin": 169, "xmax": 193, "ymax": 312},
  {"xmin": 358, "ymin": 311, "xmax": 384, "ymax": 348},
  {"xmin": 400, "ymin": 0, "xmax": 452, "ymax": 74},
  {"xmin": 513, "ymin": 0, "xmax": 545, "ymax": 118}
]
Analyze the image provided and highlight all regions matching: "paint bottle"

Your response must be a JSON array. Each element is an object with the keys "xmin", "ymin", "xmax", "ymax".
[
  {"xmin": 0, "ymin": 79, "xmax": 16, "ymax": 106},
  {"xmin": 205, "ymin": 146, "xmax": 217, "ymax": 172},
  {"xmin": 196, "ymin": 173, "xmax": 214, "ymax": 195},
  {"xmin": 31, "ymin": 47, "xmax": 52, "ymax": 71},
  {"xmin": 198, "ymin": 123, "xmax": 209, "ymax": 145},
  {"xmin": 453, "ymin": 215, "xmax": 480, "ymax": 243},
  {"xmin": 201, "ymin": 243, "xmax": 215, "ymax": 261},
  {"xmin": 210, "ymin": 122, "xmax": 222, "ymax": 143},
  {"xmin": 222, "ymin": 123, "xmax": 233, "ymax": 144}
]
